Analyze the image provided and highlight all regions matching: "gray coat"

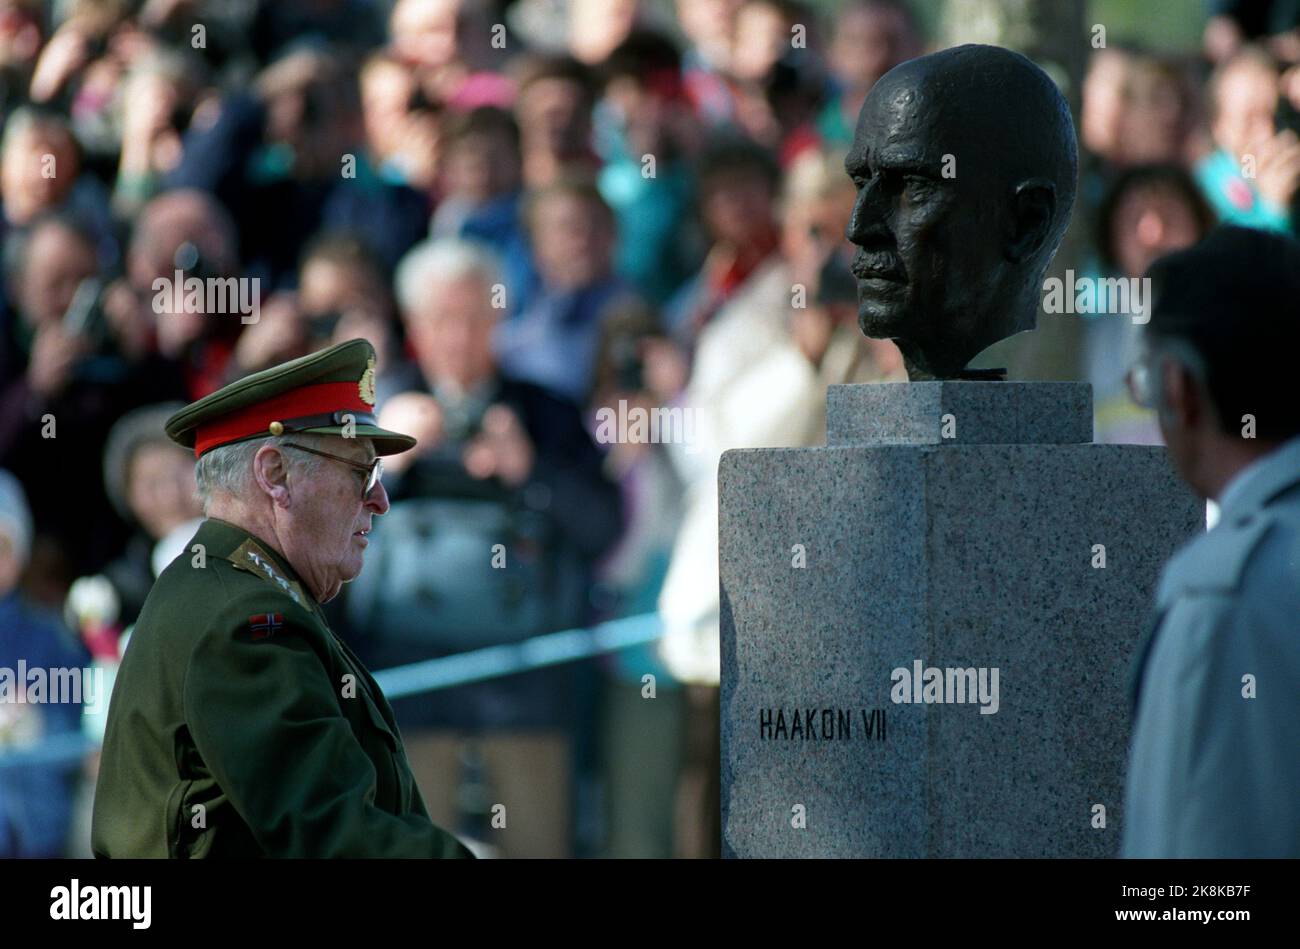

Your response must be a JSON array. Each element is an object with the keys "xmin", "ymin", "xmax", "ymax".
[{"xmin": 1123, "ymin": 435, "xmax": 1300, "ymax": 857}]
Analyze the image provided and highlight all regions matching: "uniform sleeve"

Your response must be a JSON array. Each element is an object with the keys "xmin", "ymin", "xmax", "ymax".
[{"xmin": 183, "ymin": 595, "xmax": 473, "ymax": 858}]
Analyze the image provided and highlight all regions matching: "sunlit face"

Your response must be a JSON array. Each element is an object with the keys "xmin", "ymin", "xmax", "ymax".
[
  {"xmin": 390, "ymin": 0, "xmax": 461, "ymax": 70},
  {"xmin": 127, "ymin": 442, "xmax": 201, "ymax": 540},
  {"xmin": 406, "ymin": 274, "xmax": 499, "ymax": 392},
  {"xmin": 530, "ymin": 193, "xmax": 614, "ymax": 289},
  {"xmin": 1, "ymin": 126, "xmax": 77, "ymax": 225},
  {"xmin": 731, "ymin": 2, "xmax": 788, "ymax": 82},
  {"xmin": 830, "ymin": 4, "xmax": 916, "ymax": 92},
  {"xmin": 1212, "ymin": 62, "xmax": 1278, "ymax": 160},
  {"xmin": 442, "ymin": 130, "xmax": 520, "ymax": 201},
  {"xmin": 280, "ymin": 437, "xmax": 389, "ymax": 602},
  {"xmin": 1114, "ymin": 66, "xmax": 1187, "ymax": 166},
  {"xmin": 361, "ymin": 60, "xmax": 416, "ymax": 158},
  {"xmin": 844, "ymin": 72, "xmax": 1006, "ymax": 357},
  {"xmin": 701, "ymin": 171, "xmax": 774, "ymax": 247},
  {"xmin": 569, "ymin": 0, "xmax": 638, "ymax": 64},
  {"xmin": 518, "ymin": 78, "xmax": 591, "ymax": 154},
  {"xmin": 1111, "ymin": 185, "xmax": 1202, "ymax": 278},
  {"xmin": 1081, "ymin": 48, "xmax": 1131, "ymax": 158},
  {"xmin": 18, "ymin": 222, "xmax": 97, "ymax": 328}
]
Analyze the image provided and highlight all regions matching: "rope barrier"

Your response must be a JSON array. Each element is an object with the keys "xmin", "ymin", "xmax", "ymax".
[{"xmin": 0, "ymin": 612, "xmax": 662, "ymax": 772}]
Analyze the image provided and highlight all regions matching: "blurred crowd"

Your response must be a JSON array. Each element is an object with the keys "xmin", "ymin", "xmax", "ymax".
[{"xmin": 0, "ymin": 0, "xmax": 1298, "ymax": 858}]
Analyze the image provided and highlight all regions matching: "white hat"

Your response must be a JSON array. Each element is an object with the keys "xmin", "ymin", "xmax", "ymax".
[{"xmin": 0, "ymin": 469, "xmax": 32, "ymax": 565}]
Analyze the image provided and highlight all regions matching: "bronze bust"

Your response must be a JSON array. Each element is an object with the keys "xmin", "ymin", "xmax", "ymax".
[{"xmin": 845, "ymin": 44, "xmax": 1078, "ymax": 380}]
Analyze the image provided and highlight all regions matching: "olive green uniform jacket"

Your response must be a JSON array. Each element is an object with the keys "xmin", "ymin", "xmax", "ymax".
[{"xmin": 91, "ymin": 517, "xmax": 473, "ymax": 858}]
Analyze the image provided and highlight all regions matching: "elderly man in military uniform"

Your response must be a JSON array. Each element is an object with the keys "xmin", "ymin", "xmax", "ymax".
[
  {"xmin": 1122, "ymin": 226, "xmax": 1300, "ymax": 857},
  {"xmin": 91, "ymin": 339, "xmax": 473, "ymax": 858}
]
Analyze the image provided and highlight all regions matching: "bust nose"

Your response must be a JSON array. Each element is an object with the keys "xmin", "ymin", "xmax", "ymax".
[{"xmin": 846, "ymin": 181, "xmax": 890, "ymax": 246}]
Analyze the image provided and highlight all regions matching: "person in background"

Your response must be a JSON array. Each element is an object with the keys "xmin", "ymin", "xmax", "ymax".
[
  {"xmin": 780, "ymin": 146, "xmax": 906, "ymax": 443},
  {"xmin": 0, "ymin": 1, "xmax": 44, "ymax": 116},
  {"xmin": 568, "ymin": 0, "xmax": 644, "ymax": 67},
  {"xmin": 1203, "ymin": 0, "xmax": 1300, "ymax": 65},
  {"xmin": 728, "ymin": 0, "xmax": 825, "ymax": 165},
  {"xmin": 594, "ymin": 30, "xmax": 703, "ymax": 306},
  {"xmin": 388, "ymin": 0, "xmax": 514, "ymax": 110},
  {"xmin": 384, "ymin": 237, "xmax": 622, "ymax": 570},
  {"xmin": 0, "ymin": 213, "xmax": 184, "ymax": 600},
  {"xmin": 585, "ymin": 299, "xmax": 688, "ymax": 857},
  {"xmin": 494, "ymin": 178, "xmax": 639, "ymax": 404},
  {"xmin": 108, "ymin": 188, "xmax": 243, "ymax": 400},
  {"xmin": 163, "ymin": 42, "xmax": 369, "ymax": 288},
  {"xmin": 0, "ymin": 469, "xmax": 91, "ymax": 858},
  {"xmin": 111, "ymin": 48, "xmax": 210, "ymax": 218},
  {"xmin": 1110, "ymin": 53, "xmax": 1200, "ymax": 169},
  {"xmin": 513, "ymin": 54, "xmax": 602, "ymax": 187},
  {"xmin": 816, "ymin": 0, "xmax": 923, "ymax": 150},
  {"xmin": 321, "ymin": 50, "xmax": 437, "ymax": 273},
  {"xmin": 228, "ymin": 232, "xmax": 405, "ymax": 397},
  {"xmin": 664, "ymin": 136, "xmax": 785, "ymax": 345},
  {"xmin": 655, "ymin": 138, "xmax": 822, "ymax": 857},
  {"xmin": 1086, "ymin": 165, "xmax": 1216, "ymax": 445},
  {"xmin": 1194, "ymin": 46, "xmax": 1300, "ymax": 234},
  {"xmin": 675, "ymin": 0, "xmax": 743, "ymax": 127},
  {"xmin": 1081, "ymin": 45, "xmax": 1137, "ymax": 172},
  {"xmin": 1123, "ymin": 226, "xmax": 1300, "ymax": 857},
  {"xmin": 431, "ymin": 106, "xmax": 537, "ymax": 312},
  {"xmin": 368, "ymin": 236, "xmax": 622, "ymax": 857},
  {"xmin": 1078, "ymin": 46, "xmax": 1201, "ymax": 226},
  {"xmin": 0, "ymin": 106, "xmax": 114, "ymax": 272},
  {"xmin": 64, "ymin": 401, "xmax": 200, "ymax": 658}
]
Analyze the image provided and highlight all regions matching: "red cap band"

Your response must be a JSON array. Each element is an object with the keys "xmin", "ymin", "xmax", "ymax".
[{"xmin": 194, "ymin": 381, "xmax": 370, "ymax": 457}]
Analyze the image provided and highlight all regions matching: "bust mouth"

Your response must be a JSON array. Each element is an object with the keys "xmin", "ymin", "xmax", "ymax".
[{"xmin": 851, "ymin": 254, "xmax": 905, "ymax": 283}]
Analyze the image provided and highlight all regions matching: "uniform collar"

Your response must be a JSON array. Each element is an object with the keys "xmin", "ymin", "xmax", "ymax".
[
  {"xmin": 191, "ymin": 517, "xmax": 318, "ymax": 609},
  {"xmin": 1215, "ymin": 434, "xmax": 1300, "ymax": 525}
]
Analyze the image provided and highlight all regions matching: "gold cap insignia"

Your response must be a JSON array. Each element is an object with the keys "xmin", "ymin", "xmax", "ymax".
[{"xmin": 358, "ymin": 356, "xmax": 377, "ymax": 406}]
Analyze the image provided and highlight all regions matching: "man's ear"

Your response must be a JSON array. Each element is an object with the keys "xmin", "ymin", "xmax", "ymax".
[
  {"xmin": 1005, "ymin": 177, "xmax": 1056, "ymax": 263},
  {"xmin": 1158, "ymin": 356, "xmax": 1203, "ymax": 431},
  {"xmin": 253, "ymin": 444, "xmax": 292, "ymax": 509}
]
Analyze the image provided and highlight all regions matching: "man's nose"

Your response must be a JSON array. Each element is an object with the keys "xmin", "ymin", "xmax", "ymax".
[{"xmin": 365, "ymin": 479, "xmax": 391, "ymax": 516}]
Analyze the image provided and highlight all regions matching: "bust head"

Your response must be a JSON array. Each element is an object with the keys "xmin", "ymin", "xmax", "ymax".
[{"xmin": 845, "ymin": 44, "xmax": 1078, "ymax": 379}]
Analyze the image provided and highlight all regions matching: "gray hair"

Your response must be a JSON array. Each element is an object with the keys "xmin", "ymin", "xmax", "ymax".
[
  {"xmin": 194, "ymin": 433, "xmax": 333, "ymax": 514},
  {"xmin": 394, "ymin": 237, "xmax": 503, "ymax": 317}
]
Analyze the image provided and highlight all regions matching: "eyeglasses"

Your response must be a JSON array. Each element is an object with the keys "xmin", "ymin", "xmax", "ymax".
[
  {"xmin": 1124, "ymin": 338, "xmax": 1207, "ymax": 409},
  {"xmin": 1125, "ymin": 355, "xmax": 1156, "ymax": 408},
  {"xmin": 281, "ymin": 442, "xmax": 383, "ymax": 499}
]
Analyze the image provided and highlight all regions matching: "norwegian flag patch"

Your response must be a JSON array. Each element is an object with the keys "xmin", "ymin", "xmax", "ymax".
[{"xmin": 249, "ymin": 613, "xmax": 284, "ymax": 640}]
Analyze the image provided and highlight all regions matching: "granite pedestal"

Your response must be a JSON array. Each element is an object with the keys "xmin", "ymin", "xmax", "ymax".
[{"xmin": 718, "ymin": 382, "xmax": 1203, "ymax": 857}]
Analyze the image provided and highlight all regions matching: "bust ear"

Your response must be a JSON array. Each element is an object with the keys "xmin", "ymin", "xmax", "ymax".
[{"xmin": 1005, "ymin": 177, "xmax": 1057, "ymax": 263}]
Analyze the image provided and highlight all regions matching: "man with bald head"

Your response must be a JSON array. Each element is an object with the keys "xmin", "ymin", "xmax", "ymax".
[{"xmin": 845, "ymin": 44, "xmax": 1078, "ymax": 379}]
